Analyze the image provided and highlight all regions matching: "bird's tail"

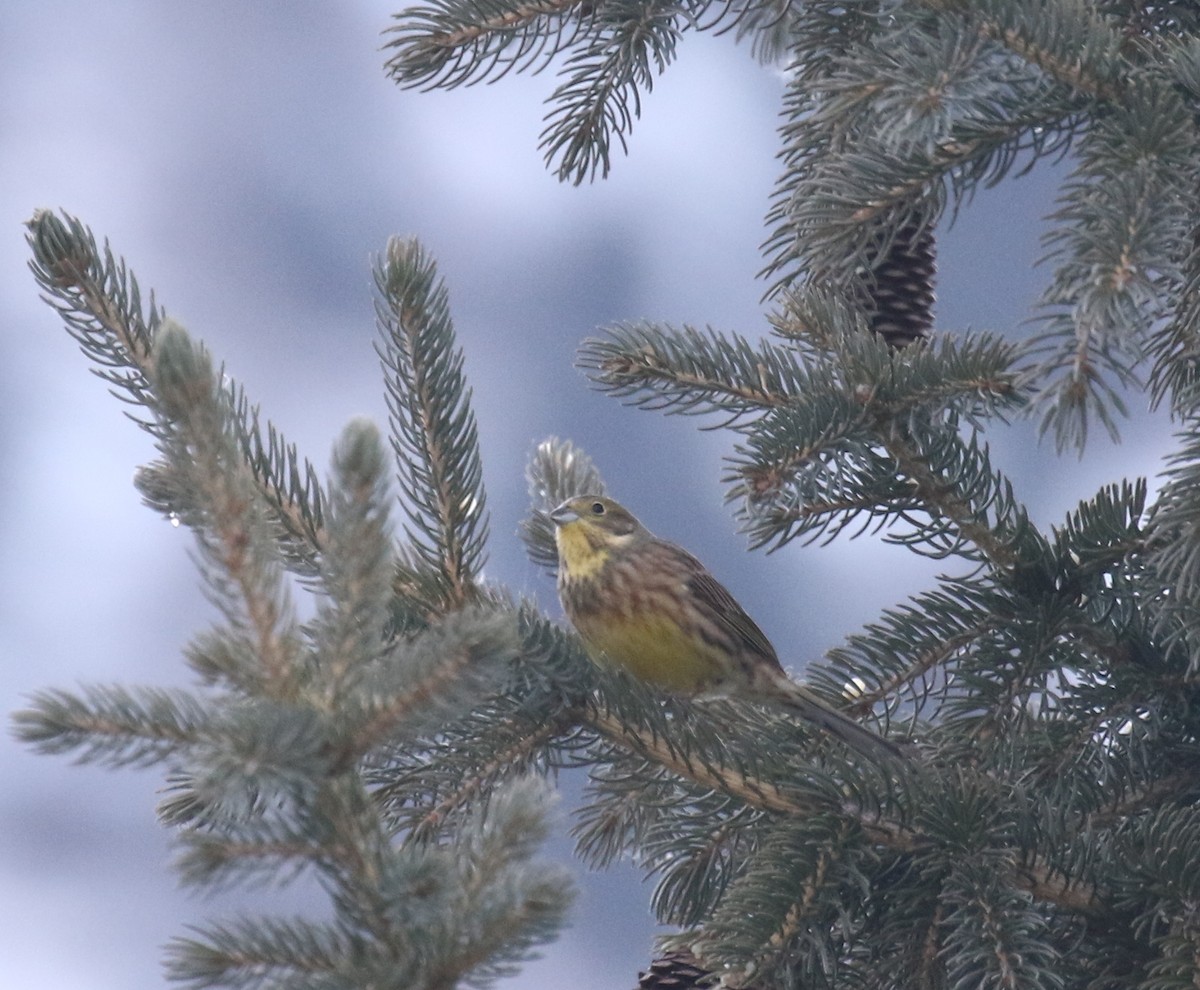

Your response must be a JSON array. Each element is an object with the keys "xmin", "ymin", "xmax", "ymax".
[{"xmin": 764, "ymin": 676, "xmax": 908, "ymax": 764}]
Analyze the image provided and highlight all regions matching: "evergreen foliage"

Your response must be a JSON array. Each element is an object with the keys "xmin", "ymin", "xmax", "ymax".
[
  {"xmin": 15, "ymin": 1, "xmax": 1200, "ymax": 988},
  {"xmin": 17, "ymin": 213, "xmax": 575, "ymax": 989}
]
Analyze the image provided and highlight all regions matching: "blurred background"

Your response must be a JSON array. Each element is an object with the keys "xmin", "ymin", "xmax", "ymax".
[{"xmin": 0, "ymin": 2, "xmax": 1175, "ymax": 987}]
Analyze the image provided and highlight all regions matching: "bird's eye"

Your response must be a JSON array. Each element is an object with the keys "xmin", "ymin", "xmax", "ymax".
[{"xmin": 590, "ymin": 501, "xmax": 606, "ymax": 515}]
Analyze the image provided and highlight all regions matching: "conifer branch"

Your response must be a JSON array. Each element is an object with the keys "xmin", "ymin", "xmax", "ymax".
[
  {"xmin": 581, "ymin": 323, "xmax": 793, "ymax": 421},
  {"xmin": 375, "ymin": 238, "xmax": 489, "ymax": 605},
  {"xmin": 874, "ymin": 422, "xmax": 1020, "ymax": 570},
  {"xmin": 1025, "ymin": 80, "xmax": 1197, "ymax": 450},
  {"xmin": 384, "ymin": 0, "xmax": 592, "ymax": 89},
  {"xmin": 1085, "ymin": 772, "xmax": 1200, "ymax": 829},
  {"xmin": 174, "ymin": 831, "xmax": 324, "ymax": 891},
  {"xmin": 312, "ymin": 420, "xmax": 395, "ymax": 699},
  {"xmin": 538, "ymin": 0, "xmax": 696, "ymax": 184},
  {"xmin": 22, "ymin": 216, "xmax": 573, "ymax": 987},
  {"xmin": 25, "ymin": 210, "xmax": 329, "ymax": 566},
  {"xmin": 152, "ymin": 322, "xmax": 299, "ymax": 696},
  {"xmin": 848, "ymin": 620, "xmax": 999, "ymax": 715},
  {"xmin": 403, "ymin": 715, "xmax": 571, "ymax": 840},
  {"xmin": 13, "ymin": 685, "xmax": 209, "ymax": 768},
  {"xmin": 166, "ymin": 916, "xmax": 348, "ymax": 988},
  {"xmin": 339, "ymin": 608, "xmax": 519, "ymax": 760},
  {"xmin": 923, "ymin": 0, "xmax": 1126, "ymax": 102},
  {"xmin": 25, "ymin": 209, "xmax": 160, "ymax": 416},
  {"xmin": 583, "ymin": 686, "xmax": 1105, "ymax": 916},
  {"xmin": 1014, "ymin": 861, "xmax": 1097, "ymax": 915},
  {"xmin": 521, "ymin": 435, "xmax": 609, "ymax": 573},
  {"xmin": 346, "ymin": 643, "xmax": 479, "ymax": 757},
  {"xmin": 582, "ymin": 704, "xmax": 915, "ymax": 849}
]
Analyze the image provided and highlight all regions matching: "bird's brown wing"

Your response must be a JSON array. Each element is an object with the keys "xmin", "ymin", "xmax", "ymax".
[
  {"xmin": 677, "ymin": 551, "xmax": 784, "ymax": 673},
  {"xmin": 669, "ymin": 545, "xmax": 907, "ymax": 762}
]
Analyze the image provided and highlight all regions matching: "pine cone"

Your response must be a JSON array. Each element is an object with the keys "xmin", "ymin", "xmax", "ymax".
[
  {"xmin": 863, "ymin": 220, "xmax": 936, "ymax": 349},
  {"xmin": 635, "ymin": 950, "xmax": 763, "ymax": 990},
  {"xmin": 635, "ymin": 951, "xmax": 714, "ymax": 989}
]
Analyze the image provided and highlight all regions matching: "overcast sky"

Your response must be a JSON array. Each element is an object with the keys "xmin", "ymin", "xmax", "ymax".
[{"xmin": 0, "ymin": 3, "xmax": 1177, "ymax": 989}]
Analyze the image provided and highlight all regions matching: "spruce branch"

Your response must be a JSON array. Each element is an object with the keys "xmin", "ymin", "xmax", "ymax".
[
  {"xmin": 25, "ymin": 208, "xmax": 161, "ymax": 425},
  {"xmin": 1145, "ymin": 413, "xmax": 1200, "ymax": 670},
  {"xmin": 1147, "ymin": 244, "xmax": 1200, "ymax": 412},
  {"xmin": 13, "ymin": 684, "xmax": 209, "ymax": 769},
  {"xmin": 536, "ymin": 0, "xmax": 697, "ymax": 183},
  {"xmin": 1024, "ymin": 78, "xmax": 1199, "ymax": 450},
  {"xmin": 521, "ymin": 435, "xmax": 608, "ymax": 573},
  {"xmin": 926, "ymin": 0, "xmax": 1128, "ymax": 102},
  {"xmin": 156, "ymin": 699, "xmax": 329, "ymax": 830},
  {"xmin": 1085, "ymin": 771, "xmax": 1200, "ymax": 830},
  {"xmin": 336, "ymin": 606, "xmax": 520, "ymax": 762},
  {"xmin": 762, "ymin": 6, "xmax": 1083, "ymax": 294},
  {"xmin": 728, "ymin": 407, "xmax": 1027, "ymax": 565},
  {"xmin": 820, "ymin": 581, "xmax": 1004, "ymax": 721},
  {"xmin": 873, "ymin": 420, "xmax": 1023, "ymax": 569},
  {"xmin": 939, "ymin": 859, "xmax": 1065, "ymax": 990},
  {"xmin": 375, "ymin": 237, "xmax": 489, "ymax": 605},
  {"xmin": 397, "ymin": 714, "xmax": 573, "ymax": 842},
  {"xmin": 581, "ymin": 701, "xmax": 915, "ymax": 849},
  {"xmin": 579, "ymin": 322, "xmax": 798, "ymax": 425},
  {"xmin": 165, "ymin": 915, "xmax": 349, "ymax": 989},
  {"xmin": 877, "ymin": 332, "xmax": 1025, "ymax": 422},
  {"xmin": 152, "ymin": 321, "xmax": 300, "ymax": 697},
  {"xmin": 387, "ymin": 0, "xmax": 711, "ymax": 183},
  {"xmin": 311, "ymin": 419, "xmax": 396, "ymax": 701},
  {"xmin": 419, "ymin": 777, "xmax": 574, "ymax": 989},
  {"xmin": 370, "ymin": 610, "xmax": 593, "ymax": 842},
  {"xmin": 687, "ymin": 816, "xmax": 866, "ymax": 988},
  {"xmin": 769, "ymin": 284, "xmax": 873, "ymax": 355},
  {"xmin": 174, "ymin": 828, "xmax": 324, "ymax": 892},
  {"xmin": 384, "ymin": 0, "xmax": 589, "ymax": 89},
  {"xmin": 25, "ymin": 210, "xmax": 328, "ymax": 568},
  {"xmin": 21, "ymin": 217, "xmax": 575, "ymax": 988}
]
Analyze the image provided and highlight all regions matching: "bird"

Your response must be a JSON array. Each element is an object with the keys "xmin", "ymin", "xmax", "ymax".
[{"xmin": 550, "ymin": 494, "xmax": 904, "ymax": 763}]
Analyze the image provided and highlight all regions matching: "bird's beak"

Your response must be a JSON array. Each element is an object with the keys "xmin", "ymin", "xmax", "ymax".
[{"xmin": 549, "ymin": 502, "xmax": 578, "ymax": 527}]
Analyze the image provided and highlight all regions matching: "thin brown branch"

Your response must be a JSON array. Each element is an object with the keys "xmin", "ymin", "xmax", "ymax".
[
  {"xmin": 984, "ymin": 23, "xmax": 1119, "ymax": 103},
  {"xmin": 582, "ymin": 704, "xmax": 917, "ymax": 850},
  {"xmin": 851, "ymin": 621, "xmax": 997, "ymax": 714},
  {"xmin": 29, "ymin": 213, "xmax": 328, "ymax": 562},
  {"xmin": 216, "ymin": 507, "xmax": 292, "ymax": 692},
  {"xmin": 918, "ymin": 0, "xmax": 1122, "ymax": 102},
  {"xmin": 1086, "ymin": 771, "xmax": 1200, "ymax": 829},
  {"xmin": 920, "ymin": 901, "xmax": 945, "ymax": 989},
  {"xmin": 595, "ymin": 349, "xmax": 790, "ymax": 410},
  {"xmin": 877, "ymin": 420, "xmax": 1019, "ymax": 569},
  {"xmin": 347, "ymin": 646, "xmax": 477, "ymax": 758},
  {"xmin": 399, "ymin": 319, "xmax": 473, "ymax": 603},
  {"xmin": 764, "ymin": 826, "xmax": 848, "ymax": 954},
  {"xmin": 391, "ymin": 0, "xmax": 583, "ymax": 62},
  {"xmin": 402, "ymin": 717, "xmax": 570, "ymax": 839},
  {"xmin": 583, "ymin": 703, "xmax": 1102, "ymax": 914},
  {"xmin": 1015, "ymin": 859, "xmax": 1098, "ymax": 914}
]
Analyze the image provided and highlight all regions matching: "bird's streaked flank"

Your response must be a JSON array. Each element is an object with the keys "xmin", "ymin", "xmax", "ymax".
[{"xmin": 551, "ymin": 495, "xmax": 903, "ymax": 763}]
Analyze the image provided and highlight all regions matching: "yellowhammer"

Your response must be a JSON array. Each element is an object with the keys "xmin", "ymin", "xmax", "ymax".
[{"xmin": 551, "ymin": 494, "xmax": 903, "ymax": 762}]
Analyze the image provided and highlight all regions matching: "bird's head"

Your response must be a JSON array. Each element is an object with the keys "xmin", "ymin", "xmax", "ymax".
[{"xmin": 549, "ymin": 495, "xmax": 646, "ymax": 577}]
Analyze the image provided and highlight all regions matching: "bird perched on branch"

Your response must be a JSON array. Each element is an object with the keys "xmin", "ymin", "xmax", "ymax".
[{"xmin": 550, "ymin": 495, "xmax": 903, "ymax": 763}]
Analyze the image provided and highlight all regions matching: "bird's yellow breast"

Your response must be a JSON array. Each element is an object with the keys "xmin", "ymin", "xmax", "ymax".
[
  {"xmin": 556, "ymin": 516, "xmax": 727, "ymax": 693},
  {"xmin": 571, "ymin": 605, "xmax": 725, "ymax": 693}
]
